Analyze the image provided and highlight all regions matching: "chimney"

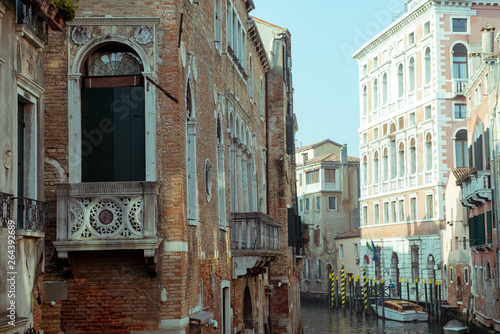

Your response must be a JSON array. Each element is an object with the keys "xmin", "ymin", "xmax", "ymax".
[
  {"xmin": 481, "ymin": 23, "xmax": 495, "ymax": 58},
  {"xmin": 341, "ymin": 144, "xmax": 347, "ymax": 164}
]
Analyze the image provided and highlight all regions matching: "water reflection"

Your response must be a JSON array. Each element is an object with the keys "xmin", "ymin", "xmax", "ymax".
[{"xmin": 301, "ymin": 300, "xmax": 444, "ymax": 334}]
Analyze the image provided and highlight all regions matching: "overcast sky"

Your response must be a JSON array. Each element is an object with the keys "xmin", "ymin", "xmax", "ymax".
[{"xmin": 251, "ymin": 0, "xmax": 406, "ymax": 157}]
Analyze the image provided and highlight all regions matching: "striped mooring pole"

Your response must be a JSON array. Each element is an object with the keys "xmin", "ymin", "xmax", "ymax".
[
  {"xmin": 341, "ymin": 263, "xmax": 346, "ymax": 309},
  {"xmin": 363, "ymin": 267, "xmax": 368, "ymax": 311},
  {"xmin": 330, "ymin": 265, "xmax": 335, "ymax": 307}
]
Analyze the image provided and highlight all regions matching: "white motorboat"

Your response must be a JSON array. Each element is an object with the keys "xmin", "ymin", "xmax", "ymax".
[
  {"xmin": 371, "ymin": 299, "xmax": 429, "ymax": 322},
  {"xmin": 443, "ymin": 320, "xmax": 468, "ymax": 334}
]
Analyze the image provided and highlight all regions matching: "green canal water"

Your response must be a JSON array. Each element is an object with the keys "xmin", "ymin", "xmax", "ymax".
[{"xmin": 301, "ymin": 300, "xmax": 446, "ymax": 334}]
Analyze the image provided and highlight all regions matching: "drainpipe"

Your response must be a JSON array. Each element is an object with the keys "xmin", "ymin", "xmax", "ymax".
[{"xmin": 491, "ymin": 58, "xmax": 500, "ymax": 301}]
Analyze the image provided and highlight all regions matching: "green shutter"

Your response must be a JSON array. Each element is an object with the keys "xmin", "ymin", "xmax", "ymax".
[
  {"xmin": 487, "ymin": 210, "xmax": 492, "ymax": 244},
  {"xmin": 469, "ymin": 216, "xmax": 476, "ymax": 247},
  {"xmin": 478, "ymin": 213, "xmax": 485, "ymax": 245}
]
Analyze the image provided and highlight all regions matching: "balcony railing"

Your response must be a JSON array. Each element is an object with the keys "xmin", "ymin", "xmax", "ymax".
[
  {"xmin": 1, "ymin": 0, "xmax": 12, "ymax": 10},
  {"xmin": 453, "ymin": 79, "xmax": 468, "ymax": 96},
  {"xmin": 1, "ymin": 193, "xmax": 48, "ymax": 231},
  {"xmin": 460, "ymin": 170, "xmax": 491, "ymax": 208},
  {"xmin": 425, "ymin": 171, "xmax": 433, "ymax": 184},
  {"xmin": 17, "ymin": 2, "xmax": 48, "ymax": 44},
  {"xmin": 13, "ymin": 197, "xmax": 49, "ymax": 231},
  {"xmin": 1, "ymin": 193, "xmax": 12, "ymax": 228},
  {"xmin": 53, "ymin": 182, "xmax": 161, "ymax": 259},
  {"xmin": 231, "ymin": 212, "xmax": 280, "ymax": 255}
]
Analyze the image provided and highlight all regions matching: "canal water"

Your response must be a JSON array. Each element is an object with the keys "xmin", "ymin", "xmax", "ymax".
[{"xmin": 301, "ymin": 300, "xmax": 445, "ymax": 334}]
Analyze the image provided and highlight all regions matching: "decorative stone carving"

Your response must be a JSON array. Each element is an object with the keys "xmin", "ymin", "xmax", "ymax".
[
  {"xmin": 3, "ymin": 144, "xmax": 11, "ymax": 169},
  {"xmin": 134, "ymin": 27, "xmax": 153, "ymax": 44},
  {"xmin": 71, "ymin": 26, "xmax": 90, "ymax": 45}
]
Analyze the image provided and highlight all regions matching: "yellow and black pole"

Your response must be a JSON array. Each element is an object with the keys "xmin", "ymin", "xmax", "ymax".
[
  {"xmin": 341, "ymin": 262, "xmax": 346, "ymax": 309},
  {"xmin": 363, "ymin": 267, "xmax": 368, "ymax": 311},
  {"xmin": 330, "ymin": 265, "xmax": 335, "ymax": 308}
]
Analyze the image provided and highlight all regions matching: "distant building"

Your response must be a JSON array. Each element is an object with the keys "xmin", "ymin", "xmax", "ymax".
[
  {"xmin": 353, "ymin": 0, "xmax": 500, "ymax": 302},
  {"xmin": 295, "ymin": 139, "xmax": 359, "ymax": 297},
  {"xmin": 334, "ymin": 229, "xmax": 361, "ymax": 283}
]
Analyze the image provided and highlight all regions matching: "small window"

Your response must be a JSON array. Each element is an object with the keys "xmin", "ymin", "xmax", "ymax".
[
  {"xmin": 374, "ymin": 128, "xmax": 379, "ymax": 140},
  {"xmin": 325, "ymin": 169, "xmax": 336, "ymax": 183},
  {"xmin": 426, "ymin": 194, "xmax": 433, "ymax": 219},
  {"xmin": 373, "ymin": 56, "xmax": 378, "ymax": 68},
  {"xmin": 452, "ymin": 18, "xmax": 467, "ymax": 32},
  {"xmin": 455, "ymin": 103, "xmax": 466, "ymax": 119},
  {"xmin": 299, "ymin": 173, "xmax": 302, "ymax": 186},
  {"xmin": 464, "ymin": 267, "xmax": 469, "ymax": 284},
  {"xmin": 424, "ymin": 21, "xmax": 430, "ymax": 35},
  {"xmin": 409, "ymin": 112, "xmax": 416, "ymax": 126},
  {"xmin": 306, "ymin": 170, "xmax": 319, "ymax": 184},
  {"xmin": 425, "ymin": 105, "xmax": 432, "ymax": 120},
  {"xmin": 408, "ymin": 32, "xmax": 414, "ymax": 45},
  {"xmin": 316, "ymin": 196, "xmax": 321, "ymax": 211},
  {"xmin": 305, "ymin": 198, "xmax": 310, "ymax": 212},
  {"xmin": 328, "ymin": 197, "xmax": 337, "ymax": 211},
  {"xmin": 374, "ymin": 204, "xmax": 380, "ymax": 224},
  {"xmin": 339, "ymin": 244, "xmax": 344, "ymax": 259},
  {"xmin": 299, "ymin": 198, "xmax": 303, "ymax": 212},
  {"xmin": 398, "ymin": 199, "xmax": 404, "ymax": 222},
  {"xmin": 363, "ymin": 206, "xmax": 368, "ymax": 226},
  {"xmin": 353, "ymin": 244, "xmax": 358, "ymax": 259},
  {"xmin": 362, "ymin": 64, "xmax": 367, "ymax": 75},
  {"xmin": 384, "ymin": 202, "xmax": 389, "ymax": 223},
  {"xmin": 410, "ymin": 197, "xmax": 417, "ymax": 221}
]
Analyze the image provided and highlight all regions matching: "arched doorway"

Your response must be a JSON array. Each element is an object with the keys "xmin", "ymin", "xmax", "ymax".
[
  {"xmin": 243, "ymin": 286, "xmax": 254, "ymax": 332},
  {"xmin": 81, "ymin": 44, "xmax": 145, "ymax": 182}
]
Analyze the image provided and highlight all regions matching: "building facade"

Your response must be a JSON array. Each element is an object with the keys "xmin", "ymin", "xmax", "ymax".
[
  {"xmin": 295, "ymin": 140, "xmax": 359, "ymax": 297},
  {"xmin": 0, "ymin": 0, "xmax": 63, "ymax": 332},
  {"xmin": 445, "ymin": 23, "xmax": 500, "ymax": 330},
  {"xmin": 40, "ymin": 0, "xmax": 301, "ymax": 333},
  {"xmin": 353, "ymin": 0, "xmax": 500, "ymax": 300}
]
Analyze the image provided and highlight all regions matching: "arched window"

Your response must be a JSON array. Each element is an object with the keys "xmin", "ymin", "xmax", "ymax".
[
  {"xmin": 363, "ymin": 85, "xmax": 368, "ymax": 115},
  {"xmin": 453, "ymin": 44, "xmax": 468, "ymax": 79},
  {"xmin": 249, "ymin": 54, "xmax": 254, "ymax": 99},
  {"xmin": 398, "ymin": 64, "xmax": 404, "ymax": 98},
  {"xmin": 373, "ymin": 79, "xmax": 378, "ymax": 109},
  {"xmin": 382, "ymin": 72, "xmax": 388, "ymax": 105},
  {"xmin": 362, "ymin": 155, "xmax": 367, "ymax": 186},
  {"xmin": 455, "ymin": 129, "xmax": 468, "ymax": 168},
  {"xmin": 409, "ymin": 57, "xmax": 415, "ymax": 92},
  {"xmin": 424, "ymin": 48, "xmax": 431, "ymax": 85},
  {"xmin": 426, "ymin": 133, "xmax": 433, "ymax": 171},
  {"xmin": 81, "ymin": 44, "xmax": 145, "ymax": 182},
  {"xmin": 474, "ymin": 122, "xmax": 484, "ymax": 170},
  {"xmin": 374, "ymin": 151, "xmax": 379, "ymax": 183},
  {"xmin": 390, "ymin": 124, "xmax": 397, "ymax": 179},
  {"xmin": 410, "ymin": 138, "xmax": 416, "ymax": 174},
  {"xmin": 186, "ymin": 79, "xmax": 198, "ymax": 223},
  {"xmin": 398, "ymin": 142, "xmax": 405, "ymax": 177},
  {"xmin": 260, "ymin": 78, "xmax": 264, "ymax": 118},
  {"xmin": 383, "ymin": 147, "xmax": 388, "ymax": 181},
  {"xmin": 214, "ymin": 0, "xmax": 222, "ymax": 49}
]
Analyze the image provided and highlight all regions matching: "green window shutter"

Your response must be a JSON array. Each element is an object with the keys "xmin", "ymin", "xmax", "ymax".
[
  {"xmin": 478, "ymin": 213, "xmax": 485, "ymax": 245},
  {"xmin": 469, "ymin": 216, "xmax": 476, "ymax": 247},
  {"xmin": 487, "ymin": 210, "xmax": 492, "ymax": 243}
]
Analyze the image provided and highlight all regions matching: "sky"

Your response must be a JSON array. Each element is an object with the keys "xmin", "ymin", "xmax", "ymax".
[{"xmin": 251, "ymin": 0, "xmax": 407, "ymax": 158}]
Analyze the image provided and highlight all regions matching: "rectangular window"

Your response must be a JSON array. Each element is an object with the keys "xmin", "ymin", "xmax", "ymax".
[
  {"xmin": 425, "ymin": 105, "xmax": 431, "ymax": 120},
  {"xmin": 410, "ymin": 197, "xmax": 416, "ymax": 221},
  {"xmin": 299, "ymin": 173, "xmax": 302, "ymax": 186},
  {"xmin": 305, "ymin": 198, "xmax": 310, "ymax": 211},
  {"xmin": 316, "ymin": 196, "xmax": 320, "ymax": 211},
  {"xmin": 373, "ymin": 56, "xmax": 378, "ymax": 68},
  {"xmin": 391, "ymin": 201, "xmax": 397, "ymax": 223},
  {"xmin": 408, "ymin": 32, "xmax": 414, "ymax": 45},
  {"xmin": 299, "ymin": 199, "xmax": 303, "ymax": 212},
  {"xmin": 339, "ymin": 244, "xmax": 344, "ymax": 259},
  {"xmin": 363, "ymin": 206, "xmax": 368, "ymax": 226},
  {"xmin": 455, "ymin": 103, "xmax": 466, "ymax": 119},
  {"xmin": 328, "ymin": 196, "xmax": 337, "ymax": 211},
  {"xmin": 426, "ymin": 194, "xmax": 433, "ymax": 219},
  {"xmin": 316, "ymin": 258, "xmax": 322, "ymax": 279},
  {"xmin": 398, "ymin": 199, "xmax": 404, "ymax": 222},
  {"xmin": 374, "ymin": 204, "xmax": 379, "ymax": 224},
  {"xmin": 374, "ymin": 128, "xmax": 379, "ymax": 140},
  {"xmin": 305, "ymin": 259, "xmax": 310, "ymax": 279},
  {"xmin": 383, "ymin": 202, "xmax": 389, "ymax": 223},
  {"xmin": 306, "ymin": 170, "xmax": 319, "ymax": 184},
  {"xmin": 409, "ymin": 112, "xmax": 415, "ymax": 126},
  {"xmin": 314, "ymin": 229, "xmax": 320, "ymax": 245},
  {"xmin": 464, "ymin": 267, "xmax": 469, "ymax": 284},
  {"xmin": 325, "ymin": 169, "xmax": 336, "ymax": 182},
  {"xmin": 362, "ymin": 64, "xmax": 367, "ymax": 76},
  {"xmin": 353, "ymin": 243, "xmax": 358, "ymax": 259},
  {"xmin": 452, "ymin": 18, "xmax": 467, "ymax": 32},
  {"xmin": 424, "ymin": 21, "xmax": 430, "ymax": 35}
]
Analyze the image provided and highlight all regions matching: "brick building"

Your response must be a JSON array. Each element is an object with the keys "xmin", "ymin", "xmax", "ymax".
[{"xmin": 40, "ymin": 0, "xmax": 301, "ymax": 333}]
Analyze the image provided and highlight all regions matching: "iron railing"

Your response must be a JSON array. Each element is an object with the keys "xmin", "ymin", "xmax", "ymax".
[
  {"xmin": 17, "ymin": 1, "xmax": 48, "ymax": 44},
  {"xmin": 1, "ymin": 0, "xmax": 12, "ymax": 10},
  {"xmin": 1, "ymin": 193, "xmax": 13, "ymax": 228},
  {"xmin": 13, "ymin": 197, "xmax": 49, "ymax": 231},
  {"xmin": 231, "ymin": 212, "xmax": 280, "ymax": 252}
]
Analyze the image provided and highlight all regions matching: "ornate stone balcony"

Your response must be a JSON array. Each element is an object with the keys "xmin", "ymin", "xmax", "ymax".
[
  {"xmin": 231, "ymin": 212, "xmax": 281, "ymax": 277},
  {"xmin": 459, "ymin": 170, "xmax": 491, "ymax": 208},
  {"xmin": 53, "ymin": 182, "xmax": 161, "ymax": 261},
  {"xmin": 453, "ymin": 79, "xmax": 468, "ymax": 96}
]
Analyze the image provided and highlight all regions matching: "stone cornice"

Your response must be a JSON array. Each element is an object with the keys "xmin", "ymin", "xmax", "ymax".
[
  {"xmin": 67, "ymin": 16, "xmax": 161, "ymax": 26},
  {"xmin": 353, "ymin": 1, "xmax": 434, "ymax": 60}
]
